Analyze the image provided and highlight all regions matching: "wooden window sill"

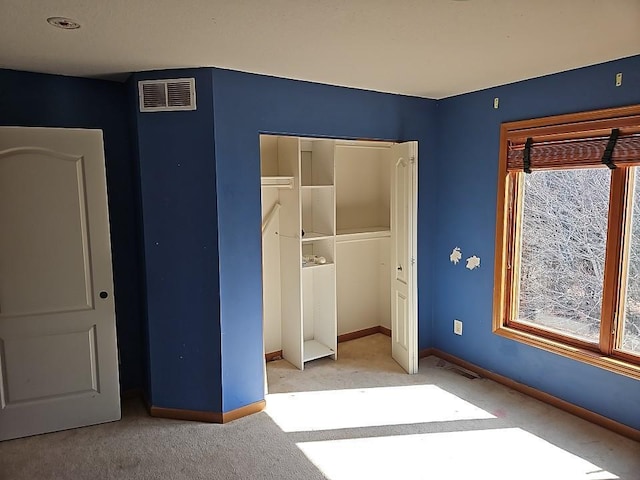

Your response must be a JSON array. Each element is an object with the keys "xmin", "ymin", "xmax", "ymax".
[{"xmin": 494, "ymin": 325, "xmax": 640, "ymax": 381}]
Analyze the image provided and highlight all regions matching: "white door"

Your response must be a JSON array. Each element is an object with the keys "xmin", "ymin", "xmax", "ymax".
[
  {"xmin": 0, "ymin": 127, "xmax": 120, "ymax": 441},
  {"xmin": 390, "ymin": 141, "xmax": 418, "ymax": 374}
]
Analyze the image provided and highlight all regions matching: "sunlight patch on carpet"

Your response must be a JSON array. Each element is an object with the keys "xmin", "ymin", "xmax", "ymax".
[
  {"xmin": 297, "ymin": 428, "xmax": 618, "ymax": 480},
  {"xmin": 265, "ymin": 384, "xmax": 495, "ymax": 432}
]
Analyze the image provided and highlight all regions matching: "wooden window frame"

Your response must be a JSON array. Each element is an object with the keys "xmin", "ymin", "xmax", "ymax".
[{"xmin": 493, "ymin": 105, "xmax": 640, "ymax": 380}]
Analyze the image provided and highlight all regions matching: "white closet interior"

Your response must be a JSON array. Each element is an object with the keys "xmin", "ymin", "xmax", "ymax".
[
  {"xmin": 335, "ymin": 143, "xmax": 391, "ymax": 337},
  {"xmin": 261, "ymin": 135, "xmax": 396, "ymax": 370}
]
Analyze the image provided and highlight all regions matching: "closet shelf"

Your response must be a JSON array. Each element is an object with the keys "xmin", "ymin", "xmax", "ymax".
[
  {"xmin": 301, "ymin": 184, "xmax": 334, "ymax": 189},
  {"xmin": 301, "ymin": 231, "xmax": 334, "ymax": 242},
  {"xmin": 336, "ymin": 227, "xmax": 391, "ymax": 243},
  {"xmin": 303, "ymin": 340, "xmax": 334, "ymax": 362},
  {"xmin": 302, "ymin": 262, "xmax": 334, "ymax": 270},
  {"xmin": 261, "ymin": 176, "xmax": 294, "ymax": 189}
]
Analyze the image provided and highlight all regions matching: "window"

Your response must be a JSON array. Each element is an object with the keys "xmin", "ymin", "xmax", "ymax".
[{"xmin": 494, "ymin": 105, "xmax": 640, "ymax": 378}]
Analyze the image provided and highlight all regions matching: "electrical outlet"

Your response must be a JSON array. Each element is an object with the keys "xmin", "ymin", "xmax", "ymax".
[
  {"xmin": 616, "ymin": 73, "xmax": 623, "ymax": 87},
  {"xmin": 454, "ymin": 319, "xmax": 463, "ymax": 335},
  {"xmin": 493, "ymin": 97, "xmax": 499, "ymax": 109}
]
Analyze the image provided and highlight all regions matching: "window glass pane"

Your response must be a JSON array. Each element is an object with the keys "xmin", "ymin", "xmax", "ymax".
[
  {"xmin": 517, "ymin": 168, "xmax": 610, "ymax": 343},
  {"xmin": 620, "ymin": 168, "xmax": 640, "ymax": 355}
]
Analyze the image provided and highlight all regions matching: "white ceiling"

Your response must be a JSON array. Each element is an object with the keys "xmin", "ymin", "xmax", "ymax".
[{"xmin": 1, "ymin": 0, "xmax": 639, "ymax": 98}]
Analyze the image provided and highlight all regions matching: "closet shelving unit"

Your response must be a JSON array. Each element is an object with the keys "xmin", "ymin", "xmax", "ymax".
[
  {"xmin": 299, "ymin": 139, "xmax": 336, "ymax": 364},
  {"xmin": 260, "ymin": 136, "xmax": 337, "ymax": 370}
]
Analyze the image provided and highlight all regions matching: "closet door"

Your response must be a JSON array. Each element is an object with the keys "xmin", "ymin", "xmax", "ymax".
[{"xmin": 390, "ymin": 142, "xmax": 418, "ymax": 374}]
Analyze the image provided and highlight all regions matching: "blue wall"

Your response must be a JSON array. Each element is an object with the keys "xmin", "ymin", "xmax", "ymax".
[
  {"xmin": 0, "ymin": 69, "xmax": 144, "ymax": 393},
  {"xmin": 433, "ymin": 55, "xmax": 640, "ymax": 429},
  {"xmin": 132, "ymin": 69, "xmax": 222, "ymax": 412},
  {"xmin": 211, "ymin": 69, "xmax": 438, "ymax": 411}
]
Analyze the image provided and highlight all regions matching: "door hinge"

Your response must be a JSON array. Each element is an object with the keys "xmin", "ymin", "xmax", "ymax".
[
  {"xmin": 411, "ymin": 257, "xmax": 416, "ymax": 265},
  {"xmin": 410, "ymin": 156, "xmax": 416, "ymax": 164}
]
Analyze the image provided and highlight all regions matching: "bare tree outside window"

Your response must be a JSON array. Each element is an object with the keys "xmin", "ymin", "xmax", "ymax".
[
  {"xmin": 621, "ymin": 169, "xmax": 640, "ymax": 354},
  {"xmin": 517, "ymin": 168, "xmax": 610, "ymax": 343}
]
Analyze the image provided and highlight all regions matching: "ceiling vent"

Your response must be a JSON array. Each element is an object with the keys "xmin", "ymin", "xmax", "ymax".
[{"xmin": 138, "ymin": 78, "xmax": 196, "ymax": 112}]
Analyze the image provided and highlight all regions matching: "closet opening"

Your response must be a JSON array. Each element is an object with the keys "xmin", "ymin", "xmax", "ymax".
[{"xmin": 260, "ymin": 134, "xmax": 418, "ymax": 387}]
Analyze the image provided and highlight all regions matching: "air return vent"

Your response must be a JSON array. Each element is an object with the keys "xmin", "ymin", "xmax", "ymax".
[{"xmin": 138, "ymin": 78, "xmax": 196, "ymax": 112}]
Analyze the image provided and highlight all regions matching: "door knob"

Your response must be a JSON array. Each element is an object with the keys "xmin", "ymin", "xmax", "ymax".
[
  {"xmin": 397, "ymin": 265, "xmax": 403, "ymax": 272},
  {"xmin": 99, "ymin": 291, "xmax": 109, "ymax": 299}
]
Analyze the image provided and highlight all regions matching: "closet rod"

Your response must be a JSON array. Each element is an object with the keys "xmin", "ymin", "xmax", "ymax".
[
  {"xmin": 336, "ymin": 237, "xmax": 387, "ymax": 244},
  {"xmin": 335, "ymin": 144, "xmax": 391, "ymax": 150},
  {"xmin": 262, "ymin": 203, "xmax": 281, "ymax": 234}
]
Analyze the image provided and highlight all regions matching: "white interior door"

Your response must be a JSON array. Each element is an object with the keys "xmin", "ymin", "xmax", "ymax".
[
  {"xmin": 0, "ymin": 127, "xmax": 120, "ymax": 441},
  {"xmin": 390, "ymin": 141, "xmax": 418, "ymax": 374}
]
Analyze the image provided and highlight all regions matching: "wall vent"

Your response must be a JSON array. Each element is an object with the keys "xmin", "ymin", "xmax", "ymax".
[{"xmin": 138, "ymin": 78, "xmax": 196, "ymax": 112}]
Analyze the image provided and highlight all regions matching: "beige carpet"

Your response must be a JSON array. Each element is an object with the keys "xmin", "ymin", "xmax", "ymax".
[{"xmin": 1, "ymin": 334, "xmax": 638, "ymax": 479}]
